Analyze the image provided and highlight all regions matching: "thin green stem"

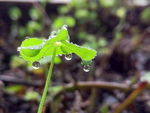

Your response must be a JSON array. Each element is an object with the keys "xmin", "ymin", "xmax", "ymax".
[{"xmin": 37, "ymin": 48, "xmax": 56, "ymax": 113}]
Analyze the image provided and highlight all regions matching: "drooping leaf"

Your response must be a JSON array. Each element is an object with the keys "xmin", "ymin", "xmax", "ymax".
[{"xmin": 61, "ymin": 41, "xmax": 97, "ymax": 61}]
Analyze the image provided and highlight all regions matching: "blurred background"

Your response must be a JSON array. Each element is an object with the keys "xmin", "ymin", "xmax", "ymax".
[{"xmin": 0, "ymin": 0, "xmax": 150, "ymax": 113}]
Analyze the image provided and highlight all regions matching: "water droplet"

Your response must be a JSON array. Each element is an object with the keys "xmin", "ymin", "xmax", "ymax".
[
  {"xmin": 17, "ymin": 47, "xmax": 21, "ymax": 51},
  {"xmin": 32, "ymin": 61, "xmax": 40, "ymax": 69},
  {"xmin": 25, "ymin": 36, "xmax": 30, "ymax": 39},
  {"xmin": 62, "ymin": 25, "xmax": 68, "ymax": 30},
  {"xmin": 83, "ymin": 65, "xmax": 90, "ymax": 72},
  {"xmin": 51, "ymin": 31, "xmax": 57, "ymax": 35},
  {"xmin": 65, "ymin": 54, "xmax": 72, "ymax": 60}
]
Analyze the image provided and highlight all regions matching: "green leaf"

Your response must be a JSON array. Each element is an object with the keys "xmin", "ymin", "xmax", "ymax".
[
  {"xmin": 58, "ymin": 6, "xmax": 70, "ymax": 14},
  {"xmin": 18, "ymin": 25, "xmax": 97, "ymax": 64},
  {"xmin": 62, "ymin": 41, "xmax": 97, "ymax": 61},
  {"xmin": 19, "ymin": 26, "xmax": 69, "ymax": 62}
]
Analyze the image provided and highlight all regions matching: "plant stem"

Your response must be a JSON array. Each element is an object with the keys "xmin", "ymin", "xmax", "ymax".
[{"xmin": 37, "ymin": 48, "xmax": 56, "ymax": 113}]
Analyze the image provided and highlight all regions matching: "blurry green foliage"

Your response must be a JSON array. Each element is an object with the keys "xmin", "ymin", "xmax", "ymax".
[
  {"xmin": 70, "ymin": 0, "xmax": 88, "ymax": 8},
  {"xmin": 29, "ymin": 8, "xmax": 41, "ymax": 20},
  {"xmin": 27, "ymin": 21, "xmax": 42, "ymax": 35},
  {"xmin": 99, "ymin": 0, "xmax": 116, "ymax": 8},
  {"xmin": 5, "ymin": 85, "xmax": 24, "ymax": 94},
  {"xmin": 141, "ymin": 7, "xmax": 150, "ymax": 23},
  {"xmin": 10, "ymin": 56, "xmax": 27, "ymax": 68},
  {"xmin": 58, "ymin": 6, "xmax": 70, "ymax": 14},
  {"xmin": 9, "ymin": 6, "xmax": 22, "ymax": 20},
  {"xmin": 98, "ymin": 38, "xmax": 108, "ymax": 47},
  {"xmin": 116, "ymin": 7, "xmax": 126, "ymax": 18},
  {"xmin": 53, "ymin": 16, "xmax": 76, "ymax": 29},
  {"xmin": 21, "ymin": 7, "xmax": 43, "ymax": 37},
  {"xmin": 75, "ymin": 9, "xmax": 89, "ymax": 19},
  {"xmin": 19, "ymin": 27, "xmax": 27, "ymax": 37},
  {"xmin": 115, "ymin": 32, "xmax": 123, "ymax": 40},
  {"xmin": 100, "ymin": 104, "xmax": 109, "ymax": 113},
  {"xmin": 78, "ymin": 31, "xmax": 108, "ymax": 54},
  {"xmin": 24, "ymin": 90, "xmax": 40, "ymax": 101},
  {"xmin": 48, "ymin": 86, "xmax": 63, "ymax": 97}
]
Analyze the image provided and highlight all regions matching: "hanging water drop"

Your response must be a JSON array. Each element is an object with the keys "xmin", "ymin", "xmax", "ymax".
[
  {"xmin": 83, "ymin": 65, "xmax": 90, "ymax": 72},
  {"xmin": 65, "ymin": 54, "xmax": 72, "ymax": 60},
  {"xmin": 32, "ymin": 61, "xmax": 40, "ymax": 69}
]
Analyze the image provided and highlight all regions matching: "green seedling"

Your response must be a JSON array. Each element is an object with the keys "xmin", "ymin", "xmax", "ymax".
[{"xmin": 17, "ymin": 25, "xmax": 97, "ymax": 113}]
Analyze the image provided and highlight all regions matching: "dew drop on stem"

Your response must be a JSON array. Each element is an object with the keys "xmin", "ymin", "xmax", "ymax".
[
  {"xmin": 83, "ymin": 65, "xmax": 90, "ymax": 72},
  {"xmin": 65, "ymin": 54, "xmax": 72, "ymax": 60},
  {"xmin": 32, "ymin": 61, "xmax": 40, "ymax": 69}
]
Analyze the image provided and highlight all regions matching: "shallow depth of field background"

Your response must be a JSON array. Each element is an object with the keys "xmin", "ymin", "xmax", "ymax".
[{"xmin": 0, "ymin": 0, "xmax": 150, "ymax": 113}]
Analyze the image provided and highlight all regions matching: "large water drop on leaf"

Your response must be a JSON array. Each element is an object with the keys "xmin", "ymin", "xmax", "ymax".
[
  {"xmin": 83, "ymin": 65, "xmax": 90, "ymax": 72},
  {"xmin": 65, "ymin": 54, "xmax": 72, "ymax": 60},
  {"xmin": 32, "ymin": 61, "xmax": 40, "ymax": 69}
]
